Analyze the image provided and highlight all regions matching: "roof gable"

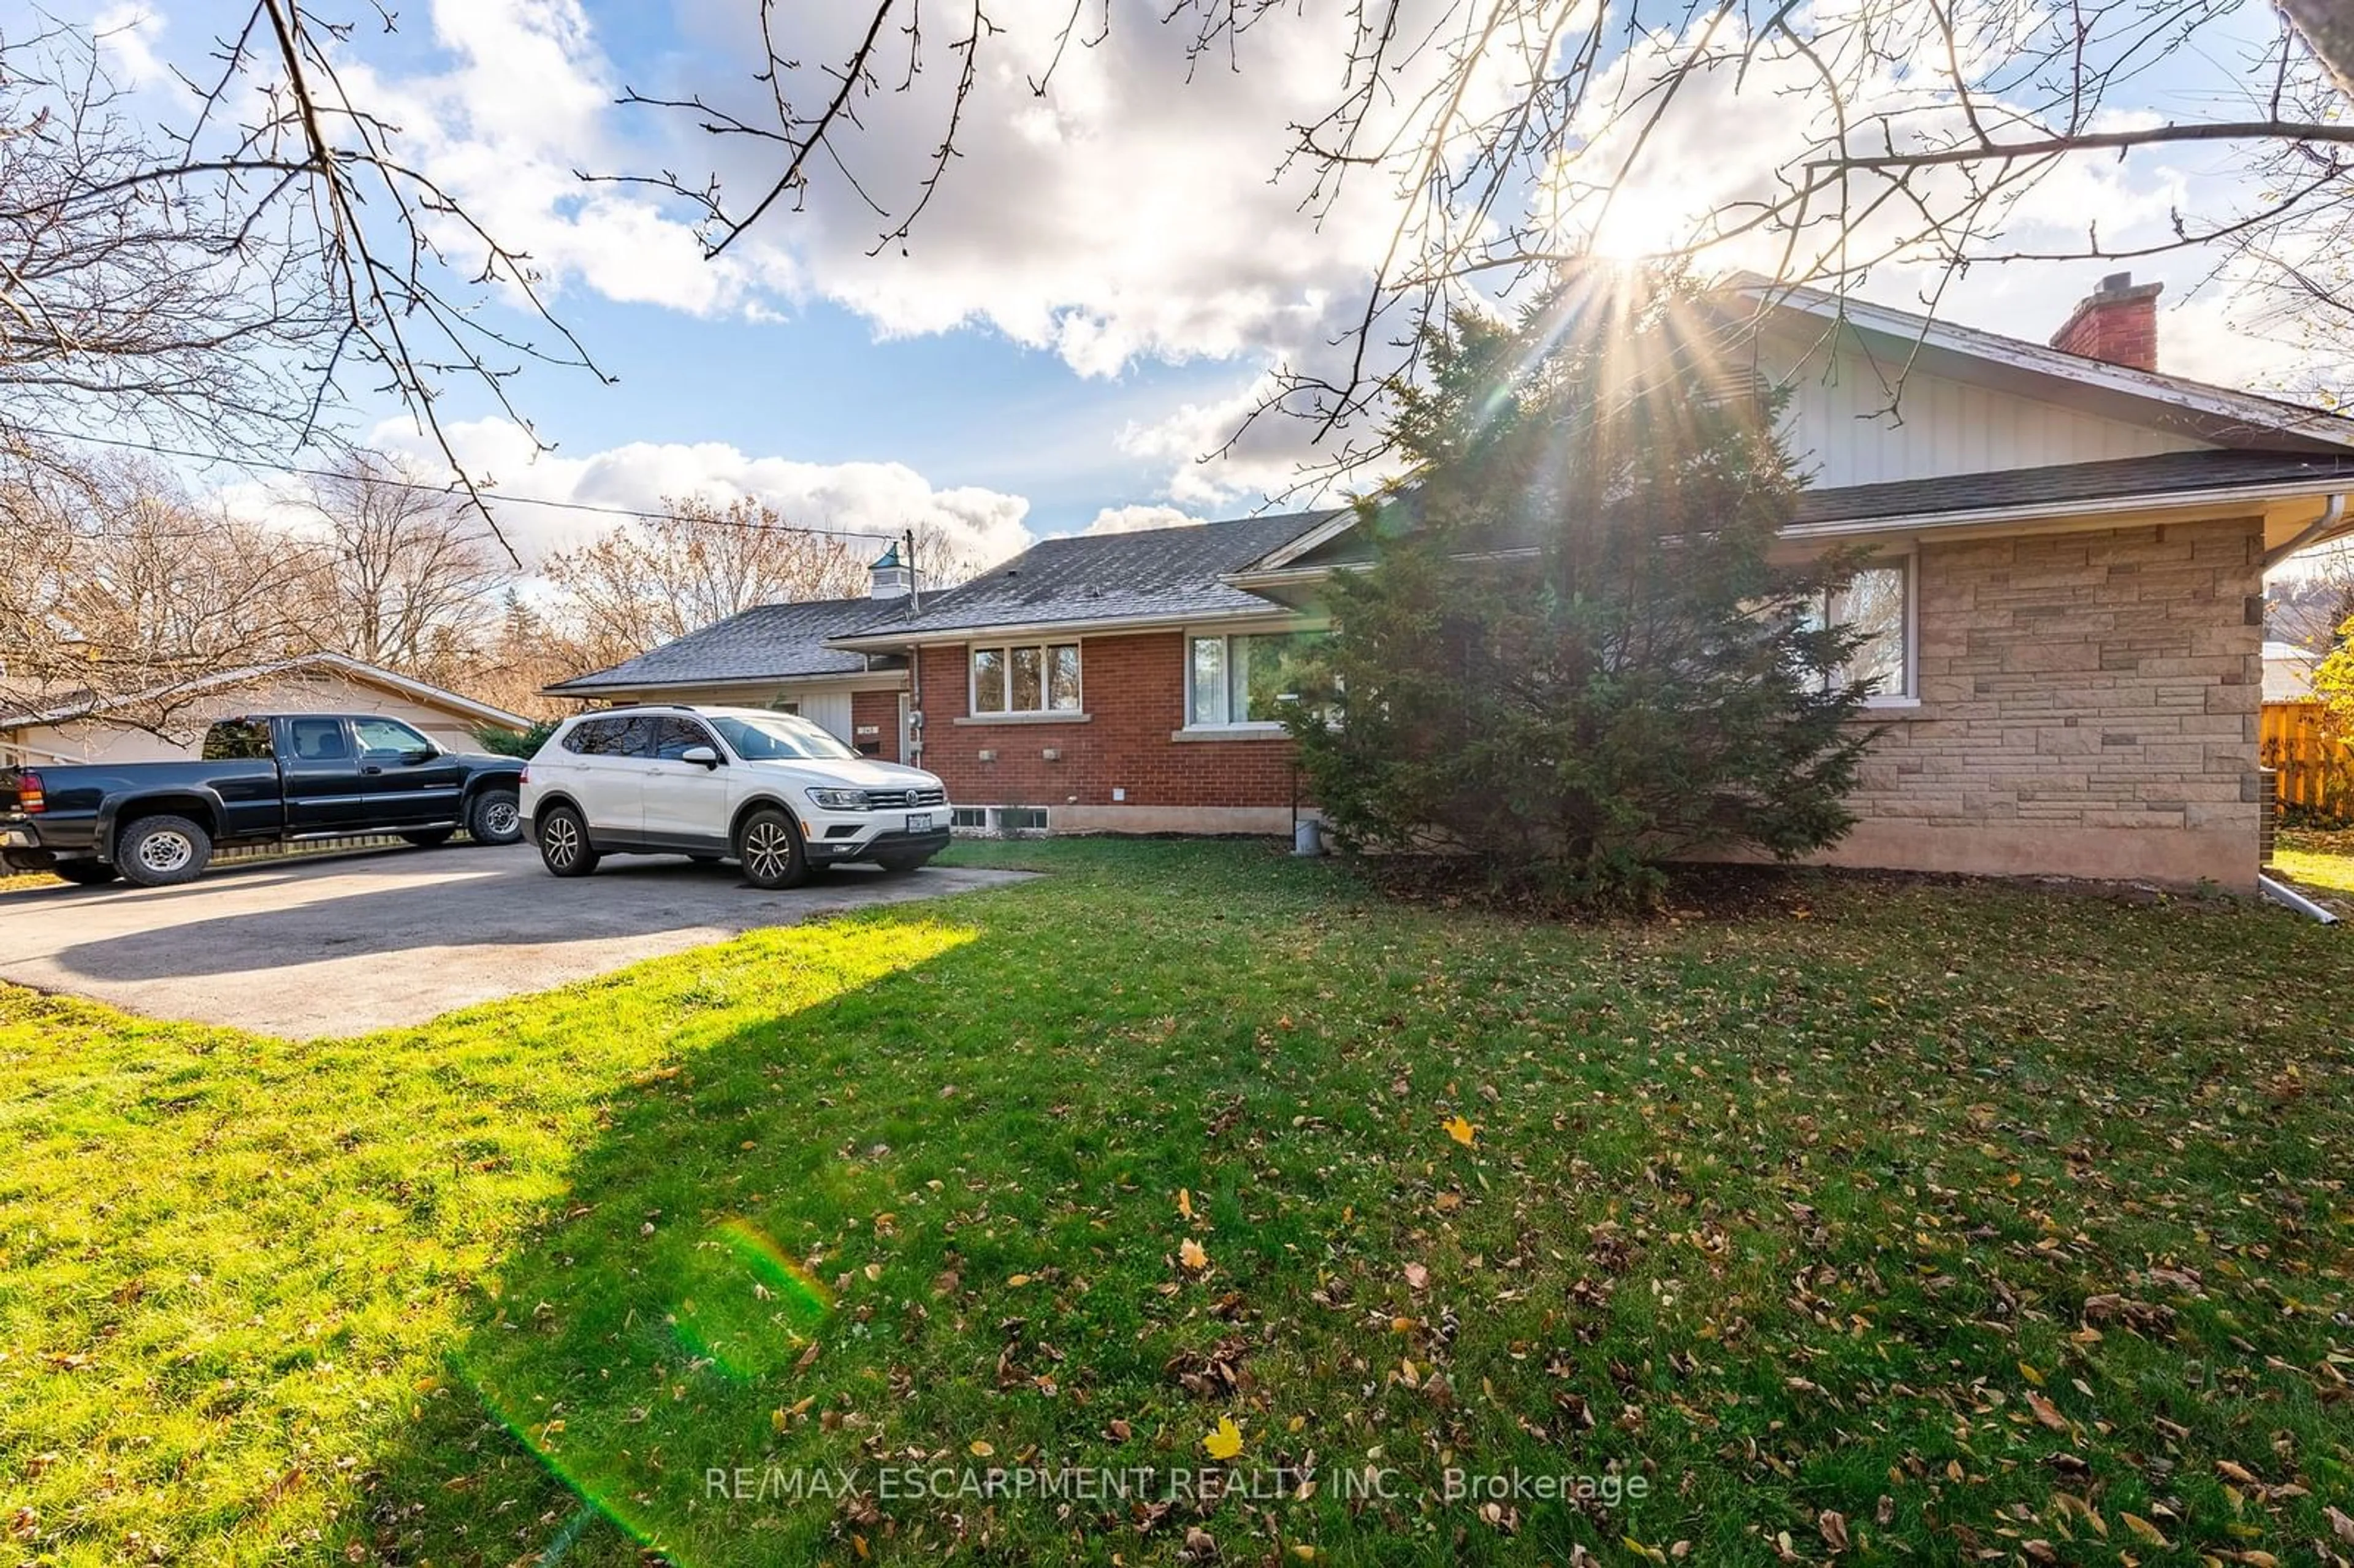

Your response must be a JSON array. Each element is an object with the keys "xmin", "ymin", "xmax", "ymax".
[
  {"xmin": 1736, "ymin": 278, "xmax": 2354, "ymax": 467},
  {"xmin": 4, "ymin": 653, "xmax": 531, "ymax": 731}
]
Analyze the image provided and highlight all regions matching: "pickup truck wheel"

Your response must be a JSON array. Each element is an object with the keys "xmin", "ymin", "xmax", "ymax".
[
  {"xmin": 116, "ymin": 815, "xmax": 212, "ymax": 888},
  {"xmin": 736, "ymin": 808, "xmax": 809, "ymax": 890},
  {"xmin": 401, "ymin": 828, "xmax": 456, "ymax": 848},
  {"xmin": 536, "ymin": 805, "xmax": 600, "ymax": 877},
  {"xmin": 52, "ymin": 861, "xmax": 121, "ymax": 886},
  {"xmin": 468, "ymin": 788, "xmax": 524, "ymax": 846}
]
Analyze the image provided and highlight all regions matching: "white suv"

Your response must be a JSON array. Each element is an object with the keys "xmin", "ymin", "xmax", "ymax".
[{"xmin": 520, "ymin": 705, "xmax": 951, "ymax": 888}]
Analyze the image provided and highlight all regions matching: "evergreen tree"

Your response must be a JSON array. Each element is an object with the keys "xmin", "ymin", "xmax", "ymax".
[{"xmin": 1289, "ymin": 277, "xmax": 1883, "ymax": 906}]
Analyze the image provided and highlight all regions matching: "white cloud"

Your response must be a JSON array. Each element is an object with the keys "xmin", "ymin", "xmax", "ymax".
[
  {"xmin": 364, "ymin": 416, "xmax": 1035, "ymax": 569},
  {"xmin": 200, "ymin": 0, "xmax": 2348, "ymax": 513},
  {"xmin": 1082, "ymin": 503, "xmax": 1206, "ymax": 535},
  {"xmin": 92, "ymin": 6, "xmax": 167, "ymax": 88},
  {"xmin": 329, "ymin": 0, "xmax": 795, "ymax": 320}
]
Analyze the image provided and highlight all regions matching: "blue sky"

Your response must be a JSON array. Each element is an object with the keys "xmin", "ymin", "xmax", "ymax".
[{"xmin": 99, "ymin": 0, "xmax": 2334, "ymax": 569}]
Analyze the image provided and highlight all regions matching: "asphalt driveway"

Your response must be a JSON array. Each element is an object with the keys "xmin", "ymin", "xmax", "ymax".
[{"xmin": 0, "ymin": 843, "xmax": 1029, "ymax": 1037}]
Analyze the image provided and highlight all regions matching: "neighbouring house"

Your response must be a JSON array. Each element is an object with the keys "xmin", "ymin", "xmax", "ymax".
[
  {"xmin": 2263, "ymin": 639, "xmax": 2323, "ymax": 704},
  {"xmin": 550, "ymin": 272, "xmax": 2354, "ymax": 890},
  {"xmin": 1, "ymin": 652, "xmax": 531, "ymax": 764},
  {"xmin": 2258, "ymin": 639, "xmax": 2349, "ymax": 821}
]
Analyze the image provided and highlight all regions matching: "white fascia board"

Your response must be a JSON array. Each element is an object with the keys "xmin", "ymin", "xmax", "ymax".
[{"xmin": 1777, "ymin": 476, "xmax": 2349, "ymax": 542}]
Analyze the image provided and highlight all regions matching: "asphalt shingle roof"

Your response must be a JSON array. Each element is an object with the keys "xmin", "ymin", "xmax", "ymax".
[
  {"xmin": 1794, "ymin": 449, "xmax": 2354, "ymax": 525},
  {"xmin": 545, "ymin": 597, "xmax": 888, "ymax": 693},
  {"xmin": 838, "ymin": 511, "xmax": 1343, "ymax": 638}
]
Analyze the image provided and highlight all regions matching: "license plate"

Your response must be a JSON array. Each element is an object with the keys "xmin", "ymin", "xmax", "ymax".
[{"xmin": 906, "ymin": 812, "xmax": 934, "ymax": 834}]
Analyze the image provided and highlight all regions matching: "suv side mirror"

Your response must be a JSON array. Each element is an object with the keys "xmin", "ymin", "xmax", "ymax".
[{"xmin": 680, "ymin": 745, "xmax": 720, "ymax": 769}]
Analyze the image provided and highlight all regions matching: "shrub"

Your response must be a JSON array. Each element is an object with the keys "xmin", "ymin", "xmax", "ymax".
[{"xmin": 473, "ymin": 718, "xmax": 558, "ymax": 758}]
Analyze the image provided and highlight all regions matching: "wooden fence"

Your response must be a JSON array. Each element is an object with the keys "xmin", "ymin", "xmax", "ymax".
[{"xmin": 2261, "ymin": 701, "xmax": 2352, "ymax": 821}]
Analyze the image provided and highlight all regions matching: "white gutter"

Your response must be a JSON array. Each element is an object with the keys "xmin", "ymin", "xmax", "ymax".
[
  {"xmin": 2261, "ymin": 493, "xmax": 2350, "ymax": 569},
  {"xmin": 2260, "ymin": 873, "xmax": 2342, "ymax": 924},
  {"xmin": 1781, "ymin": 476, "xmax": 2353, "ymax": 542}
]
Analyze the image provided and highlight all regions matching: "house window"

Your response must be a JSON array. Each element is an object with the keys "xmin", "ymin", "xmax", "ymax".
[
  {"xmin": 1808, "ymin": 561, "xmax": 1913, "ymax": 701},
  {"xmin": 1187, "ymin": 631, "xmax": 1326, "ymax": 727},
  {"xmin": 970, "ymin": 642, "xmax": 1081, "ymax": 715}
]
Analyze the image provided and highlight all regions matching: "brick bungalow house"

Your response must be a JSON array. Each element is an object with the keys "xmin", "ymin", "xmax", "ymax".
[{"xmin": 550, "ymin": 273, "xmax": 2354, "ymax": 889}]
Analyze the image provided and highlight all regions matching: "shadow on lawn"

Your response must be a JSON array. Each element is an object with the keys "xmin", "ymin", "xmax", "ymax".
[
  {"xmin": 333, "ymin": 901, "xmax": 1249, "ymax": 1567},
  {"xmin": 335, "ymin": 853, "xmax": 1387, "ymax": 1567}
]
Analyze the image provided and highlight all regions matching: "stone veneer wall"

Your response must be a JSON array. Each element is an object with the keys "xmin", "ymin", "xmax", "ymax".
[{"xmin": 1821, "ymin": 516, "xmax": 2264, "ymax": 889}]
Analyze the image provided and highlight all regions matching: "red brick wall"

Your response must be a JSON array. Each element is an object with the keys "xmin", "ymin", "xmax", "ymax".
[
  {"xmin": 912, "ymin": 631, "xmax": 1300, "ymax": 807},
  {"xmin": 850, "ymin": 688, "xmax": 901, "ymax": 763}
]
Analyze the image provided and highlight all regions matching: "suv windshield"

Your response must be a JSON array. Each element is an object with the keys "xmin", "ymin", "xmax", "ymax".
[{"xmin": 707, "ymin": 712, "xmax": 859, "ymax": 762}]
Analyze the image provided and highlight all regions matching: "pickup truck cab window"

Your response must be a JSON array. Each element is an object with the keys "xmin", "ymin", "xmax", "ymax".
[
  {"xmin": 286, "ymin": 718, "xmax": 351, "ymax": 760},
  {"xmin": 202, "ymin": 720, "xmax": 275, "ymax": 760},
  {"xmin": 352, "ymin": 718, "xmax": 435, "ymax": 759}
]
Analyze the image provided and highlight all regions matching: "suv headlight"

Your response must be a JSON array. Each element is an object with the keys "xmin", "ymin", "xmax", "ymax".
[{"xmin": 805, "ymin": 788, "xmax": 870, "ymax": 811}]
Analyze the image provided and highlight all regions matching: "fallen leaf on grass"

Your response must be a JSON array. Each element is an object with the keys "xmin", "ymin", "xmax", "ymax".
[
  {"xmin": 1177, "ymin": 1189, "xmax": 1194, "ymax": 1221},
  {"xmin": 1443, "ymin": 1115, "xmax": 1477, "ymax": 1147},
  {"xmin": 1403, "ymin": 1263, "xmax": 1430, "ymax": 1292},
  {"xmin": 1179, "ymin": 1239, "xmax": 1209, "ymax": 1273},
  {"xmin": 2119, "ymin": 1512, "xmax": 2168, "ymax": 1548},
  {"xmin": 1203, "ymin": 1417, "xmax": 1244, "ymax": 1460},
  {"xmin": 2025, "ymin": 1390, "xmax": 2069, "ymax": 1431}
]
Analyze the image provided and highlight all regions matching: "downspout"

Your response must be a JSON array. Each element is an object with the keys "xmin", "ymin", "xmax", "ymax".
[
  {"xmin": 2260, "ymin": 873, "xmax": 2341, "ymax": 924},
  {"xmin": 2261, "ymin": 493, "xmax": 2349, "ymax": 570},
  {"xmin": 903, "ymin": 527, "xmax": 923, "ymax": 766}
]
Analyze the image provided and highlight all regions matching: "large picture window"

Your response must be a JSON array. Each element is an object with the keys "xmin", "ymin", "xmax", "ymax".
[
  {"xmin": 1187, "ymin": 631, "xmax": 1326, "ymax": 727},
  {"xmin": 1807, "ymin": 561, "xmax": 1912, "ymax": 701},
  {"xmin": 970, "ymin": 641, "xmax": 1081, "ymax": 715}
]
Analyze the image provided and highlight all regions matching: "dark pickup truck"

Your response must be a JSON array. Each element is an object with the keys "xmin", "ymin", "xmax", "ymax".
[{"xmin": 0, "ymin": 714, "xmax": 525, "ymax": 888}]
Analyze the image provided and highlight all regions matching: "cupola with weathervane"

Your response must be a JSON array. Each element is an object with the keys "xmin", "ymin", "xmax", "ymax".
[{"xmin": 869, "ymin": 541, "xmax": 913, "ymax": 599}]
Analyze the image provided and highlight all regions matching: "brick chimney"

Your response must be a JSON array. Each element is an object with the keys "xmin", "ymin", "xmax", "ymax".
[{"xmin": 2049, "ymin": 271, "xmax": 2163, "ymax": 372}]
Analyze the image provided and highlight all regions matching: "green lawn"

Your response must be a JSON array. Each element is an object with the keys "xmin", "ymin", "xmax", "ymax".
[
  {"xmin": 2274, "ymin": 829, "xmax": 2354, "ymax": 901},
  {"xmin": 4, "ymin": 841, "xmax": 2351, "ymax": 1566}
]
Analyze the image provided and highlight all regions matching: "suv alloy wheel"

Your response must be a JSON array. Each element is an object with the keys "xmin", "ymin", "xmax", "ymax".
[
  {"xmin": 537, "ymin": 804, "xmax": 600, "ymax": 877},
  {"xmin": 736, "ymin": 807, "xmax": 808, "ymax": 889}
]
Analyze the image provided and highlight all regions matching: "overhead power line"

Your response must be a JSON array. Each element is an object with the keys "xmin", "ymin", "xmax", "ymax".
[{"xmin": 6, "ymin": 422, "xmax": 905, "ymax": 544}]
